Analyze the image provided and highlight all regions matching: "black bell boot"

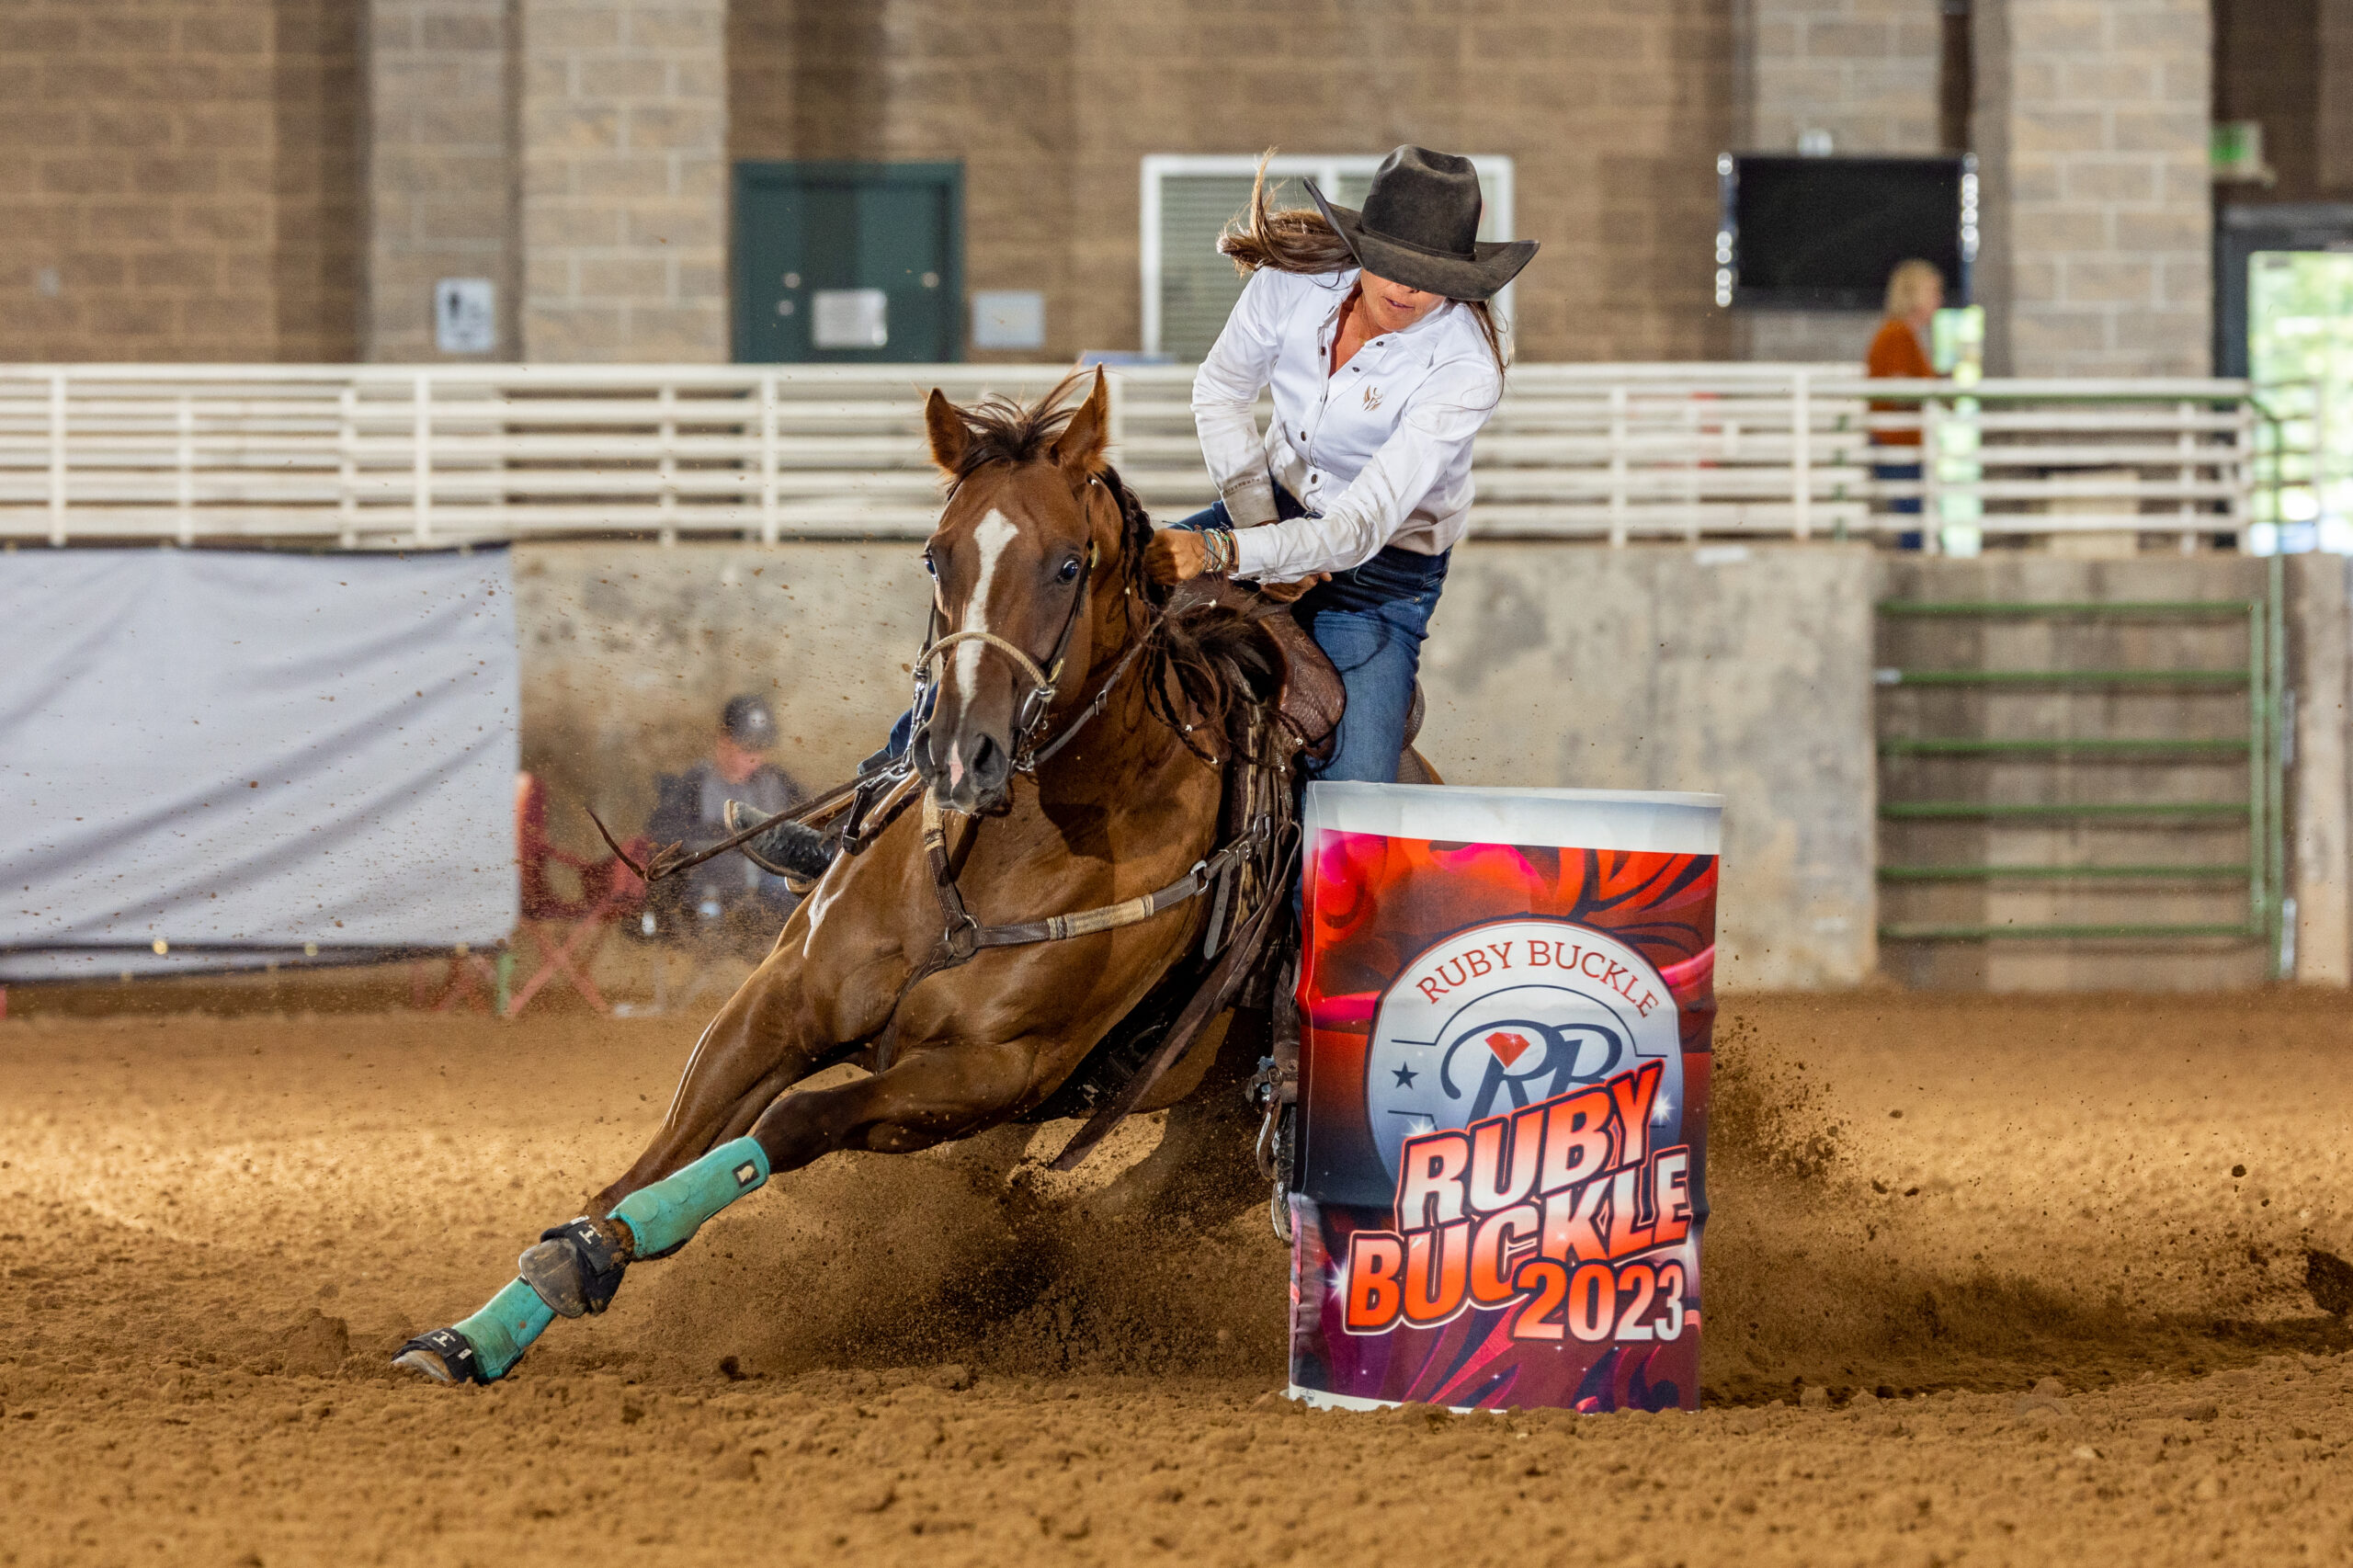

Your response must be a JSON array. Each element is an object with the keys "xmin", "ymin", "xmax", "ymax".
[{"xmin": 724, "ymin": 800, "xmax": 837, "ymax": 888}]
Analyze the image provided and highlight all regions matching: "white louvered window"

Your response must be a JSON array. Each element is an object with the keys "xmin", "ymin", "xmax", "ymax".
[{"xmin": 1140, "ymin": 153, "xmax": 1516, "ymax": 361}]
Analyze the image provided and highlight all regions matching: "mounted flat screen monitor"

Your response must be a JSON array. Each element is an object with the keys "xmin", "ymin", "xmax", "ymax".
[{"xmin": 1719, "ymin": 154, "xmax": 1974, "ymax": 311}]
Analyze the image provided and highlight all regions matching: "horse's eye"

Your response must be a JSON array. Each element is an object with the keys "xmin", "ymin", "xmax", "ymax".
[
  {"xmin": 922, "ymin": 552, "xmax": 938, "ymax": 578},
  {"xmin": 1056, "ymin": 557, "xmax": 1082, "ymax": 584}
]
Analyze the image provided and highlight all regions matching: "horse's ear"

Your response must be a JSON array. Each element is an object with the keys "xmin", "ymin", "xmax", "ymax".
[
  {"xmin": 1051, "ymin": 368, "xmax": 1111, "ymax": 476},
  {"xmin": 924, "ymin": 389, "xmax": 970, "ymax": 474}
]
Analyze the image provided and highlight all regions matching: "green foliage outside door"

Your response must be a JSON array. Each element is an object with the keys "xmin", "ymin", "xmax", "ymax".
[{"xmin": 733, "ymin": 162, "xmax": 963, "ymax": 363}]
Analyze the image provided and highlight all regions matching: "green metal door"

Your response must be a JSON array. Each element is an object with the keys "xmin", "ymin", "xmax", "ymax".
[{"xmin": 734, "ymin": 162, "xmax": 963, "ymax": 363}]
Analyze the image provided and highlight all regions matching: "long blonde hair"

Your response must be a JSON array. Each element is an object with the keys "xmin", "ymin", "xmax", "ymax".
[
  {"xmin": 1218, "ymin": 152, "xmax": 1510, "ymax": 381},
  {"xmin": 1884, "ymin": 258, "xmax": 1944, "ymax": 319}
]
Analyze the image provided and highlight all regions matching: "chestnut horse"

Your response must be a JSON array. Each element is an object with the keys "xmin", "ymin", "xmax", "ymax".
[{"xmin": 394, "ymin": 370, "xmax": 1320, "ymax": 1385}]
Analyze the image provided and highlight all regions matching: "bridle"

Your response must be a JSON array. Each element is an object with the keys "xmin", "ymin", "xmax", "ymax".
[
  {"xmin": 890, "ymin": 470, "xmax": 1284, "ymax": 976},
  {"xmin": 906, "ymin": 474, "xmax": 1114, "ymax": 778}
]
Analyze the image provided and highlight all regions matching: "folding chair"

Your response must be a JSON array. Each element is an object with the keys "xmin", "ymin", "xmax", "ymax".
[
  {"xmin": 507, "ymin": 772, "xmax": 649, "ymax": 1017},
  {"xmin": 412, "ymin": 946, "xmax": 503, "ymax": 1014}
]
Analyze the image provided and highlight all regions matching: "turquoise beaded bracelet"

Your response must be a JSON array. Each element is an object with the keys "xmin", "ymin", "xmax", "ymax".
[{"xmin": 1202, "ymin": 527, "xmax": 1238, "ymax": 575}]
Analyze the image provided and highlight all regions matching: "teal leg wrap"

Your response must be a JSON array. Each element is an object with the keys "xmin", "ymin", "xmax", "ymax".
[
  {"xmin": 608, "ymin": 1136, "xmax": 771, "ymax": 1257},
  {"xmin": 452, "ymin": 1277, "xmax": 557, "ymax": 1381}
]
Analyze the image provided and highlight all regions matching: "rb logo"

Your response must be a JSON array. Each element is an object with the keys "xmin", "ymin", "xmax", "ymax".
[
  {"xmin": 1364, "ymin": 918, "xmax": 1682, "ymax": 1184},
  {"xmin": 1439, "ymin": 1017, "xmax": 1628, "ymax": 1121}
]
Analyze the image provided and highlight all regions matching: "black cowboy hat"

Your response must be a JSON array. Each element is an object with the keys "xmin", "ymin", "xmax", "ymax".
[{"xmin": 1305, "ymin": 146, "xmax": 1538, "ymax": 302}]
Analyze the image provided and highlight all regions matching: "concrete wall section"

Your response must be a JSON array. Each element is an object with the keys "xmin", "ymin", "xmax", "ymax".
[
  {"xmin": 1421, "ymin": 542, "xmax": 1880, "ymax": 989},
  {"xmin": 1973, "ymin": 0, "xmax": 2212, "ymax": 375},
  {"xmin": 511, "ymin": 540, "xmax": 1881, "ymax": 991},
  {"xmin": 512, "ymin": 542, "xmax": 931, "ymax": 857},
  {"xmin": 2290, "ymin": 554, "xmax": 2352, "ymax": 983},
  {"xmin": 518, "ymin": 0, "xmax": 728, "ymax": 362},
  {"xmin": 364, "ymin": 0, "xmax": 518, "ymax": 360},
  {"xmin": 493, "ymin": 544, "xmax": 2353, "ymax": 994},
  {"xmin": 1873, "ymin": 554, "xmax": 2325, "ymax": 993}
]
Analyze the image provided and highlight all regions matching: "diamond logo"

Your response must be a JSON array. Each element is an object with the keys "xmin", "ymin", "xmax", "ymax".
[{"xmin": 1483, "ymin": 1029, "xmax": 1532, "ymax": 1068}]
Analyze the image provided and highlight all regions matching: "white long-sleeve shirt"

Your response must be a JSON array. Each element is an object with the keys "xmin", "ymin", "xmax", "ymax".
[{"xmin": 1190, "ymin": 265, "xmax": 1504, "ymax": 582}]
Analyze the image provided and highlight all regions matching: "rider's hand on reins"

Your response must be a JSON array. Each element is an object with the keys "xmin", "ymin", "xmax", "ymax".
[
  {"xmin": 1253, "ymin": 575, "xmax": 1328, "ymax": 604},
  {"xmin": 1146, "ymin": 528, "xmax": 1328, "ymax": 601},
  {"xmin": 1145, "ymin": 528, "xmax": 1208, "ymax": 585}
]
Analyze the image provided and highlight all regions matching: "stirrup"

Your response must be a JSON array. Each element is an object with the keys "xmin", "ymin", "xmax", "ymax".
[
  {"xmin": 724, "ymin": 800, "xmax": 835, "ymax": 889},
  {"xmin": 392, "ymin": 1325, "xmax": 487, "ymax": 1385},
  {"xmin": 518, "ymin": 1217, "xmax": 631, "ymax": 1318}
]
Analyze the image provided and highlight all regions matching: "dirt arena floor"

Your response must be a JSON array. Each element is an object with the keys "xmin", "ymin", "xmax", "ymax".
[{"xmin": 6, "ymin": 986, "xmax": 2353, "ymax": 1566}]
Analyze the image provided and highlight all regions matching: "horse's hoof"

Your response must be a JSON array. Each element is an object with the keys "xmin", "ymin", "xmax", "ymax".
[
  {"xmin": 519, "ymin": 1217, "xmax": 629, "ymax": 1317},
  {"xmin": 392, "ymin": 1346, "xmax": 458, "ymax": 1383},
  {"xmin": 518, "ymin": 1238, "xmax": 589, "ymax": 1318},
  {"xmin": 393, "ymin": 1326, "xmax": 483, "ymax": 1385}
]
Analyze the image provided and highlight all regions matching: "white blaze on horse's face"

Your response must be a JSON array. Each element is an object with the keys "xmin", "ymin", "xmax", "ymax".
[
  {"xmin": 948, "ymin": 508, "xmax": 1018, "ymax": 793},
  {"xmin": 923, "ymin": 499, "xmax": 1048, "ymax": 815}
]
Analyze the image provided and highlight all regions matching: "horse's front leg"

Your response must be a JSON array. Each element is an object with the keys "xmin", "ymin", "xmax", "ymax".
[
  {"xmin": 392, "ymin": 1032, "xmax": 1036, "ymax": 1384},
  {"xmin": 392, "ymin": 903, "xmax": 903, "ymax": 1387},
  {"xmin": 588, "ymin": 939, "xmax": 850, "ymax": 1214}
]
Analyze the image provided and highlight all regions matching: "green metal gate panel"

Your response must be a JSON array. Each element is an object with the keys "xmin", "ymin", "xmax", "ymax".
[
  {"xmin": 733, "ymin": 162, "xmax": 963, "ymax": 364},
  {"xmin": 1873, "ymin": 567, "xmax": 2289, "ymax": 974}
]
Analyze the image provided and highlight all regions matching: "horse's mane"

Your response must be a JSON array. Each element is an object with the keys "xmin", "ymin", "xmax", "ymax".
[
  {"xmin": 938, "ymin": 372, "xmax": 1089, "ymax": 481},
  {"xmin": 940, "ymin": 374, "xmax": 1281, "ymax": 764}
]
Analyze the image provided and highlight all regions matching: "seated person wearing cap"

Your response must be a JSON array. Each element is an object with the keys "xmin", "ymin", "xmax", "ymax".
[{"xmin": 642, "ymin": 695, "xmax": 804, "ymax": 949}]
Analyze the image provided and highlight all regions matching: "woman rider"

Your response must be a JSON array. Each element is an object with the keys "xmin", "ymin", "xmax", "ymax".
[
  {"xmin": 732, "ymin": 146, "xmax": 1534, "ymax": 879},
  {"xmin": 1147, "ymin": 144, "xmax": 1537, "ymax": 784}
]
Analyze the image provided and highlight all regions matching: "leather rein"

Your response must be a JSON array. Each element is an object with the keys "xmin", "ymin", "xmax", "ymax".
[
  {"xmin": 596, "ymin": 472, "xmax": 1282, "ymax": 990},
  {"xmin": 896, "ymin": 475, "xmax": 1279, "ymax": 983}
]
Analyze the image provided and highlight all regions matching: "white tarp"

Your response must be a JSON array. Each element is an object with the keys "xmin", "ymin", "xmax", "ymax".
[{"xmin": 0, "ymin": 549, "xmax": 519, "ymax": 980}]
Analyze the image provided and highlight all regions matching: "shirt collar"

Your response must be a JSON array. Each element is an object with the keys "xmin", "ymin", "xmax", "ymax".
[{"xmin": 1315, "ymin": 269, "xmax": 1459, "ymax": 367}]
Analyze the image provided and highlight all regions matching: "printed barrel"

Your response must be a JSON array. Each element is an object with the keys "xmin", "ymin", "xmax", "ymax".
[{"xmin": 1288, "ymin": 783, "xmax": 1722, "ymax": 1414}]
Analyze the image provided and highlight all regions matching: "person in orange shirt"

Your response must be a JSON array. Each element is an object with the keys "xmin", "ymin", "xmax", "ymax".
[{"xmin": 1868, "ymin": 259, "xmax": 1943, "ymax": 545}]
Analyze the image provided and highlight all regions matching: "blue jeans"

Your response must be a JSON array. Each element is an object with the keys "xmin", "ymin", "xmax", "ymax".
[
  {"xmin": 1875, "ymin": 459, "xmax": 1925, "ymax": 551},
  {"xmin": 873, "ymin": 695, "xmax": 924, "ymax": 772},
  {"xmin": 1176, "ymin": 488, "xmax": 1448, "ymax": 784}
]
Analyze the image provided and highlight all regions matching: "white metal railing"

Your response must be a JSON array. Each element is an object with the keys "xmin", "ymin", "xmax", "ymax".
[
  {"xmin": 1859, "ymin": 377, "xmax": 2261, "ymax": 550},
  {"xmin": 0, "ymin": 362, "xmax": 2262, "ymax": 549}
]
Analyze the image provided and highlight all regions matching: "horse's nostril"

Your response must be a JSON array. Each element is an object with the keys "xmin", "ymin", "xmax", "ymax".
[{"xmin": 971, "ymin": 733, "xmax": 1006, "ymax": 785}]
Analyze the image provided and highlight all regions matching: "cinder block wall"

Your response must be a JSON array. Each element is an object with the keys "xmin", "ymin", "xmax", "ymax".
[
  {"xmin": 364, "ymin": 0, "xmax": 517, "ymax": 361},
  {"xmin": 0, "ymin": 0, "xmax": 360, "ymax": 362},
  {"xmin": 1974, "ymin": 0, "xmax": 2212, "ymax": 375},
  {"xmin": 518, "ymin": 0, "xmax": 729, "ymax": 362},
  {"xmin": 725, "ymin": 0, "xmax": 1741, "ymax": 364},
  {"xmin": 1748, "ymin": 0, "xmax": 1944, "ymax": 153}
]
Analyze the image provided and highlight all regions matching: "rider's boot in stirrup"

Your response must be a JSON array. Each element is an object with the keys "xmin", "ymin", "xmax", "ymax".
[{"xmin": 724, "ymin": 800, "xmax": 835, "ymax": 892}]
